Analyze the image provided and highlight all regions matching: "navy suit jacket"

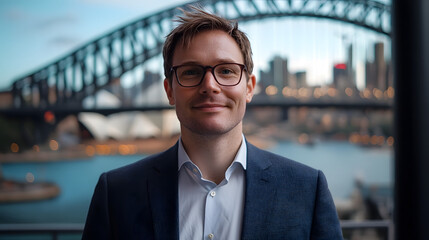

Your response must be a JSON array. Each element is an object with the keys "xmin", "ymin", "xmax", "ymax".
[{"xmin": 82, "ymin": 141, "xmax": 343, "ymax": 239}]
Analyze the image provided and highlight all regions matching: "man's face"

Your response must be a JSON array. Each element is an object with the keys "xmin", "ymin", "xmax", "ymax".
[{"xmin": 164, "ymin": 30, "xmax": 255, "ymax": 136}]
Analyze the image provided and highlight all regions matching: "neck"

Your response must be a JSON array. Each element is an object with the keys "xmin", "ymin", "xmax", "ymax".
[{"xmin": 180, "ymin": 125, "xmax": 243, "ymax": 184}]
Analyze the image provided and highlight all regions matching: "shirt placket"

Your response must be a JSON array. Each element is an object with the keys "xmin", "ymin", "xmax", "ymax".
[{"xmin": 204, "ymin": 186, "xmax": 218, "ymax": 240}]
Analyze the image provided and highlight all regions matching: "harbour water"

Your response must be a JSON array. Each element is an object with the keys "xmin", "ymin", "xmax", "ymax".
[{"xmin": 0, "ymin": 140, "xmax": 393, "ymax": 224}]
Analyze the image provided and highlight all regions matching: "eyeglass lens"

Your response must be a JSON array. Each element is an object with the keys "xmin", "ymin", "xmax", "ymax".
[{"xmin": 175, "ymin": 63, "xmax": 243, "ymax": 86}]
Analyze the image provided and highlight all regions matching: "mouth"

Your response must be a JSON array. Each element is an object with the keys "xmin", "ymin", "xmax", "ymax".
[{"xmin": 192, "ymin": 103, "xmax": 226, "ymax": 112}]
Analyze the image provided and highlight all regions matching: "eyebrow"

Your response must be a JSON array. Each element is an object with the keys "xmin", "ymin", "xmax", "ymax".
[{"xmin": 175, "ymin": 58, "xmax": 242, "ymax": 66}]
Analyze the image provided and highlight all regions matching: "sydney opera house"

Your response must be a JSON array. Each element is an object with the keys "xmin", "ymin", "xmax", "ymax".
[{"xmin": 78, "ymin": 82, "xmax": 180, "ymax": 141}]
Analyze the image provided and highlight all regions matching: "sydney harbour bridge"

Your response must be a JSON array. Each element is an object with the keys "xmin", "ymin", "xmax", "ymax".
[{"xmin": 4, "ymin": 0, "xmax": 391, "ymax": 116}]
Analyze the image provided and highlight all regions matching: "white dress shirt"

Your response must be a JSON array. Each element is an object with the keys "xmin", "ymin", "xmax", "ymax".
[{"xmin": 178, "ymin": 135, "xmax": 247, "ymax": 240}]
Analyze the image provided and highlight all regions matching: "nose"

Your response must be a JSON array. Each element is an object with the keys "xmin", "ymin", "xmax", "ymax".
[{"xmin": 199, "ymin": 69, "xmax": 221, "ymax": 94}]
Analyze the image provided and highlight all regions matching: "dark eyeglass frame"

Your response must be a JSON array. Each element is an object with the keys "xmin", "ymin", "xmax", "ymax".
[{"xmin": 170, "ymin": 62, "xmax": 247, "ymax": 87}]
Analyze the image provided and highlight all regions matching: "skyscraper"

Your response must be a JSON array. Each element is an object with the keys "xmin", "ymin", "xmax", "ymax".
[
  {"xmin": 333, "ymin": 43, "xmax": 356, "ymax": 91},
  {"xmin": 333, "ymin": 63, "xmax": 348, "ymax": 90},
  {"xmin": 374, "ymin": 42, "xmax": 386, "ymax": 90},
  {"xmin": 347, "ymin": 44, "xmax": 356, "ymax": 88},
  {"xmin": 259, "ymin": 56, "xmax": 289, "ymax": 93},
  {"xmin": 295, "ymin": 71, "xmax": 307, "ymax": 88},
  {"xmin": 366, "ymin": 42, "xmax": 387, "ymax": 90}
]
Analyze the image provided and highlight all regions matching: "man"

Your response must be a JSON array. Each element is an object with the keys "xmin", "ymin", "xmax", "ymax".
[{"xmin": 82, "ymin": 8, "xmax": 342, "ymax": 240}]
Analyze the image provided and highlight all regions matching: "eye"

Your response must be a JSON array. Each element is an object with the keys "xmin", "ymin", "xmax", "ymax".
[
  {"xmin": 220, "ymin": 68, "xmax": 234, "ymax": 74},
  {"xmin": 217, "ymin": 67, "xmax": 236, "ymax": 75},
  {"xmin": 179, "ymin": 66, "xmax": 203, "ymax": 77},
  {"xmin": 182, "ymin": 69, "xmax": 200, "ymax": 76},
  {"xmin": 216, "ymin": 64, "xmax": 241, "ymax": 78}
]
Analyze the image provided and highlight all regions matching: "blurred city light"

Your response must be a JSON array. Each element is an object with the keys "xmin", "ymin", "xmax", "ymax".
[
  {"xmin": 10, "ymin": 143, "xmax": 19, "ymax": 153},
  {"xmin": 85, "ymin": 145, "xmax": 96, "ymax": 156},
  {"xmin": 49, "ymin": 140, "xmax": 59, "ymax": 151},
  {"xmin": 44, "ymin": 111, "xmax": 56, "ymax": 124},
  {"xmin": 345, "ymin": 88, "xmax": 354, "ymax": 97},
  {"xmin": 32, "ymin": 145, "xmax": 40, "ymax": 152},
  {"xmin": 265, "ymin": 85, "xmax": 278, "ymax": 96}
]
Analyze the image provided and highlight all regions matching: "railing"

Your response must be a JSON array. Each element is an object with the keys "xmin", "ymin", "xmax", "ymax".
[
  {"xmin": 0, "ymin": 223, "xmax": 84, "ymax": 240},
  {"xmin": 341, "ymin": 220, "xmax": 394, "ymax": 240},
  {"xmin": 0, "ymin": 220, "xmax": 394, "ymax": 240}
]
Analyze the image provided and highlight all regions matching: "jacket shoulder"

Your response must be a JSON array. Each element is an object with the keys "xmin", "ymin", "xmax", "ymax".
[
  {"xmin": 247, "ymin": 142, "xmax": 319, "ymax": 178},
  {"xmin": 104, "ymin": 143, "xmax": 178, "ymax": 184}
]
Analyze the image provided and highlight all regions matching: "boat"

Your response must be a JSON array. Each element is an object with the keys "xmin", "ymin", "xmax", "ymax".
[{"xmin": 0, "ymin": 179, "xmax": 60, "ymax": 203}]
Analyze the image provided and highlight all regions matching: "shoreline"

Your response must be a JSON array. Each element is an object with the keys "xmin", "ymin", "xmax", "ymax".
[
  {"xmin": 1, "ymin": 135, "xmax": 277, "ymax": 164},
  {"xmin": 0, "ymin": 137, "xmax": 180, "ymax": 163},
  {"xmin": 0, "ymin": 135, "xmax": 391, "ymax": 164}
]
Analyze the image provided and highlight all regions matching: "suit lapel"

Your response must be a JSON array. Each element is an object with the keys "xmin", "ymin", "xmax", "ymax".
[
  {"xmin": 147, "ymin": 143, "xmax": 179, "ymax": 240},
  {"xmin": 241, "ymin": 143, "xmax": 277, "ymax": 239}
]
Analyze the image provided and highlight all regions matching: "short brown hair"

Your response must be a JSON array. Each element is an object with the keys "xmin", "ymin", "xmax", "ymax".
[{"xmin": 162, "ymin": 7, "xmax": 253, "ymax": 82}]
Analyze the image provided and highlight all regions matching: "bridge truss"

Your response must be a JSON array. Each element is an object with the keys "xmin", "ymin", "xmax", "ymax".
[{"xmin": 10, "ymin": 0, "xmax": 391, "ymax": 110}]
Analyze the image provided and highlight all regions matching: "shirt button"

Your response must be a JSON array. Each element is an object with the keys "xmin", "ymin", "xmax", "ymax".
[
  {"xmin": 208, "ymin": 233, "xmax": 214, "ymax": 239},
  {"xmin": 210, "ymin": 191, "xmax": 216, "ymax": 197}
]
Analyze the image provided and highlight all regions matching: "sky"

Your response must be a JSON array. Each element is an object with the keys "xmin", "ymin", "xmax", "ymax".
[
  {"xmin": 0, "ymin": 0, "xmax": 189, "ymax": 90},
  {"xmin": 0, "ymin": 0, "xmax": 391, "ymax": 91}
]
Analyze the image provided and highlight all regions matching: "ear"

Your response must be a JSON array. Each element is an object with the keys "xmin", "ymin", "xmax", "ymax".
[
  {"xmin": 163, "ymin": 78, "xmax": 175, "ymax": 105},
  {"xmin": 246, "ymin": 74, "xmax": 256, "ymax": 103}
]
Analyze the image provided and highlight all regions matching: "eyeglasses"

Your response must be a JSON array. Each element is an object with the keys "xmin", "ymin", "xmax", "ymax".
[{"xmin": 170, "ymin": 63, "xmax": 247, "ymax": 87}]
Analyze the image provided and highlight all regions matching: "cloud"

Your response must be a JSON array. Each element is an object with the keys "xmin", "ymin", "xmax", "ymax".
[
  {"xmin": 3, "ymin": 8, "xmax": 27, "ymax": 21},
  {"xmin": 35, "ymin": 13, "xmax": 78, "ymax": 31},
  {"xmin": 48, "ymin": 36, "xmax": 80, "ymax": 48}
]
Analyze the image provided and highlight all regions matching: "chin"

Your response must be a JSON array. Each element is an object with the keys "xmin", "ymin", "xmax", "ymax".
[{"xmin": 185, "ymin": 121, "xmax": 240, "ymax": 136}]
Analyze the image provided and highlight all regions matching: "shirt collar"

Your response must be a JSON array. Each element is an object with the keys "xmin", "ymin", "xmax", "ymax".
[{"xmin": 177, "ymin": 135, "xmax": 247, "ymax": 172}]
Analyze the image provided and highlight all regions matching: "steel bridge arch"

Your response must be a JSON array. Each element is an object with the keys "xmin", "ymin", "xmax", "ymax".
[{"xmin": 11, "ymin": 0, "xmax": 391, "ymax": 109}]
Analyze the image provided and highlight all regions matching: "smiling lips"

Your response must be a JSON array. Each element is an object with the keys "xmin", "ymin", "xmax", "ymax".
[{"xmin": 193, "ymin": 103, "xmax": 226, "ymax": 112}]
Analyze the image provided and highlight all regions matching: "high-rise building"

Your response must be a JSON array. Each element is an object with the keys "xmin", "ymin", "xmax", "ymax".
[
  {"xmin": 365, "ymin": 61, "xmax": 376, "ymax": 89},
  {"xmin": 374, "ymin": 42, "xmax": 386, "ymax": 90},
  {"xmin": 272, "ymin": 56, "xmax": 289, "ymax": 89},
  {"xmin": 259, "ymin": 56, "xmax": 289, "ymax": 92},
  {"xmin": 333, "ymin": 63, "xmax": 348, "ymax": 90},
  {"xmin": 333, "ymin": 43, "xmax": 356, "ymax": 91},
  {"xmin": 259, "ymin": 70, "xmax": 271, "ymax": 90},
  {"xmin": 295, "ymin": 71, "xmax": 307, "ymax": 88},
  {"xmin": 366, "ymin": 42, "xmax": 388, "ymax": 91},
  {"xmin": 386, "ymin": 60, "xmax": 394, "ymax": 89},
  {"xmin": 347, "ymin": 44, "xmax": 356, "ymax": 87}
]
